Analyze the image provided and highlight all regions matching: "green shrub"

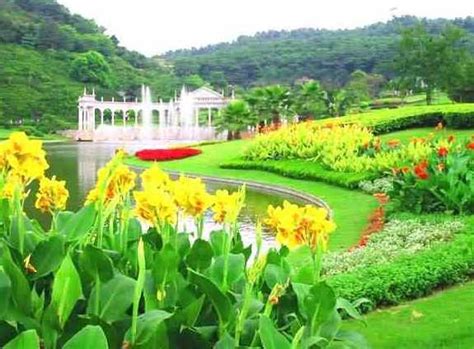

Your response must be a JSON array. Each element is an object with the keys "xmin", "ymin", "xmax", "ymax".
[
  {"xmin": 444, "ymin": 112, "xmax": 474, "ymax": 128},
  {"xmin": 328, "ymin": 233, "xmax": 474, "ymax": 312},
  {"xmin": 17, "ymin": 125, "xmax": 45, "ymax": 137},
  {"xmin": 220, "ymin": 158, "xmax": 375, "ymax": 188},
  {"xmin": 324, "ymin": 218, "xmax": 465, "ymax": 276}
]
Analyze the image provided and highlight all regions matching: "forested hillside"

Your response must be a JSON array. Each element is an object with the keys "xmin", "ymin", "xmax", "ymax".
[
  {"xmin": 0, "ymin": 0, "xmax": 202, "ymax": 127},
  {"xmin": 164, "ymin": 16, "xmax": 474, "ymax": 87}
]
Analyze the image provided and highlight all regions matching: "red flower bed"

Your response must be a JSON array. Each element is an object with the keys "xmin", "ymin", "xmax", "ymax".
[{"xmin": 135, "ymin": 148, "xmax": 202, "ymax": 161}]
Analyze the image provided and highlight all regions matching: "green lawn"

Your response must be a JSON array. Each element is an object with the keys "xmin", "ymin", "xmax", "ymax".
[
  {"xmin": 380, "ymin": 127, "xmax": 474, "ymax": 144},
  {"xmin": 345, "ymin": 281, "xmax": 474, "ymax": 348},
  {"xmin": 127, "ymin": 140, "xmax": 378, "ymax": 251},
  {"xmin": 0, "ymin": 128, "xmax": 68, "ymax": 142}
]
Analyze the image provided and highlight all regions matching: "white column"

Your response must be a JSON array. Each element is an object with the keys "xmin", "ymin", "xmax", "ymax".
[
  {"xmin": 208, "ymin": 107, "xmax": 212, "ymax": 127},
  {"xmin": 78, "ymin": 107, "xmax": 82, "ymax": 130},
  {"xmin": 195, "ymin": 108, "xmax": 199, "ymax": 127},
  {"xmin": 135, "ymin": 110, "xmax": 138, "ymax": 127},
  {"xmin": 111, "ymin": 110, "xmax": 115, "ymax": 126},
  {"xmin": 123, "ymin": 110, "xmax": 126, "ymax": 127},
  {"xmin": 100, "ymin": 109, "xmax": 104, "ymax": 125}
]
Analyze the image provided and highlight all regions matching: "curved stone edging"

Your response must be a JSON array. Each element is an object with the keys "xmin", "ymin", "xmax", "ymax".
[{"xmin": 131, "ymin": 166, "xmax": 333, "ymax": 218}]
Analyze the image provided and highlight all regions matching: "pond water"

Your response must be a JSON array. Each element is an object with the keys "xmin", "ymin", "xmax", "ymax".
[{"xmin": 24, "ymin": 142, "xmax": 306, "ymax": 249}]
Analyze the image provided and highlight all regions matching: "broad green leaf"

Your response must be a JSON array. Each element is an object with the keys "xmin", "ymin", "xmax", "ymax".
[
  {"xmin": 30, "ymin": 235, "xmax": 66, "ymax": 279},
  {"xmin": 336, "ymin": 298, "xmax": 365, "ymax": 321},
  {"xmin": 56, "ymin": 211, "xmax": 74, "ymax": 232},
  {"xmin": 0, "ymin": 321, "xmax": 17, "ymax": 347},
  {"xmin": 185, "ymin": 239, "xmax": 213, "ymax": 271},
  {"xmin": 334, "ymin": 329, "xmax": 370, "ymax": 349},
  {"xmin": 169, "ymin": 295, "xmax": 205, "ymax": 330},
  {"xmin": 79, "ymin": 245, "xmax": 114, "ymax": 283},
  {"xmin": 87, "ymin": 273, "xmax": 136, "ymax": 323},
  {"xmin": 62, "ymin": 325, "xmax": 108, "ymax": 349},
  {"xmin": 50, "ymin": 254, "xmax": 83, "ymax": 328},
  {"xmin": 209, "ymin": 253, "xmax": 245, "ymax": 290},
  {"xmin": 304, "ymin": 282, "xmax": 337, "ymax": 333},
  {"xmin": 176, "ymin": 233, "xmax": 190, "ymax": 257},
  {"xmin": 124, "ymin": 310, "xmax": 172, "ymax": 346},
  {"xmin": 0, "ymin": 267, "xmax": 11, "ymax": 317},
  {"xmin": 4, "ymin": 329, "xmax": 40, "ymax": 349},
  {"xmin": 153, "ymin": 244, "xmax": 180, "ymax": 283},
  {"xmin": 209, "ymin": 230, "xmax": 226, "ymax": 256},
  {"xmin": 259, "ymin": 315, "xmax": 291, "ymax": 349},
  {"xmin": 214, "ymin": 331, "xmax": 235, "ymax": 349},
  {"xmin": 264, "ymin": 264, "xmax": 289, "ymax": 289},
  {"xmin": 291, "ymin": 282, "xmax": 311, "ymax": 319},
  {"xmin": 188, "ymin": 269, "xmax": 233, "ymax": 327},
  {"xmin": 1, "ymin": 247, "xmax": 31, "ymax": 316},
  {"xmin": 59, "ymin": 205, "xmax": 96, "ymax": 241}
]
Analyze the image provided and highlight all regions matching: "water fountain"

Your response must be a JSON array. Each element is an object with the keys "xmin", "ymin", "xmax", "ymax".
[{"xmin": 139, "ymin": 85, "xmax": 154, "ymax": 140}]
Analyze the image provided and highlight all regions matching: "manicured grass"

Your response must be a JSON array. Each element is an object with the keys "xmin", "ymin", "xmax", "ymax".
[
  {"xmin": 344, "ymin": 281, "xmax": 474, "ymax": 348},
  {"xmin": 380, "ymin": 127, "xmax": 474, "ymax": 144},
  {"xmin": 126, "ymin": 140, "xmax": 378, "ymax": 251}
]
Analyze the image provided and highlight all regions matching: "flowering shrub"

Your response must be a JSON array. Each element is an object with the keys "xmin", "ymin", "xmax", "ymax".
[
  {"xmin": 0, "ymin": 133, "xmax": 366, "ymax": 348},
  {"xmin": 135, "ymin": 147, "xmax": 202, "ymax": 161},
  {"xmin": 389, "ymin": 138, "xmax": 474, "ymax": 214},
  {"xmin": 324, "ymin": 218, "xmax": 465, "ymax": 276},
  {"xmin": 358, "ymin": 177, "xmax": 394, "ymax": 194},
  {"xmin": 244, "ymin": 123, "xmax": 436, "ymax": 173}
]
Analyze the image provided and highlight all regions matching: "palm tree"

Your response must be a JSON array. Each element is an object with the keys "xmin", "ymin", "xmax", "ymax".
[
  {"xmin": 294, "ymin": 80, "xmax": 326, "ymax": 120},
  {"xmin": 245, "ymin": 85, "xmax": 292, "ymax": 125},
  {"xmin": 322, "ymin": 89, "xmax": 354, "ymax": 117},
  {"xmin": 214, "ymin": 100, "xmax": 256, "ymax": 140}
]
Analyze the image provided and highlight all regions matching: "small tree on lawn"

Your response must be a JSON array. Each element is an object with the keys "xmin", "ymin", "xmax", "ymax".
[{"xmin": 215, "ymin": 100, "xmax": 256, "ymax": 140}]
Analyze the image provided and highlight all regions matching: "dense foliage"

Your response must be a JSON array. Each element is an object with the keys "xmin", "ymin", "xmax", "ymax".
[
  {"xmin": 389, "ymin": 137, "xmax": 474, "ymax": 214},
  {"xmin": 164, "ymin": 16, "xmax": 474, "ymax": 87}
]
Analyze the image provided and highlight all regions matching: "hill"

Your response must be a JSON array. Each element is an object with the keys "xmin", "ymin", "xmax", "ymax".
[
  {"xmin": 163, "ymin": 16, "xmax": 474, "ymax": 88},
  {"xmin": 0, "ymin": 0, "xmax": 202, "ymax": 129}
]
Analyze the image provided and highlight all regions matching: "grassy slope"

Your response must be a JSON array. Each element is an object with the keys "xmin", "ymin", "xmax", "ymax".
[
  {"xmin": 345, "ymin": 281, "xmax": 474, "ymax": 348},
  {"xmin": 313, "ymin": 103, "xmax": 474, "ymax": 128},
  {"xmin": 380, "ymin": 127, "xmax": 474, "ymax": 144},
  {"xmin": 127, "ymin": 140, "xmax": 378, "ymax": 251}
]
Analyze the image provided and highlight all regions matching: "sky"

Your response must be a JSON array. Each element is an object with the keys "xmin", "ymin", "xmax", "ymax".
[{"xmin": 57, "ymin": 0, "xmax": 474, "ymax": 56}]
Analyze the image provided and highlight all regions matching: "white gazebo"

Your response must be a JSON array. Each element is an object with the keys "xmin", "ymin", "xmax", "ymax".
[{"xmin": 76, "ymin": 85, "xmax": 233, "ymax": 141}]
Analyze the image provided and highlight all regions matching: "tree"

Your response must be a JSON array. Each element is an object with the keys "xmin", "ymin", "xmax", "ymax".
[
  {"xmin": 214, "ymin": 100, "xmax": 255, "ymax": 140},
  {"xmin": 322, "ymin": 89, "xmax": 354, "ymax": 117},
  {"xmin": 395, "ymin": 23, "xmax": 467, "ymax": 104},
  {"xmin": 71, "ymin": 50, "xmax": 111, "ymax": 86},
  {"xmin": 293, "ymin": 80, "xmax": 326, "ymax": 119},
  {"xmin": 447, "ymin": 58, "xmax": 474, "ymax": 102},
  {"xmin": 245, "ymin": 85, "xmax": 292, "ymax": 125}
]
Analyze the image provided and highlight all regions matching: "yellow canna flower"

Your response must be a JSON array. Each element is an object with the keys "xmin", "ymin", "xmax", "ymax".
[
  {"xmin": 140, "ymin": 164, "xmax": 170, "ymax": 191},
  {"xmin": 134, "ymin": 188, "xmax": 177, "ymax": 226},
  {"xmin": 1, "ymin": 172, "xmax": 24, "ymax": 200},
  {"xmin": 171, "ymin": 175, "xmax": 213, "ymax": 217},
  {"xmin": 0, "ymin": 132, "xmax": 48, "ymax": 183},
  {"xmin": 265, "ymin": 200, "xmax": 336, "ymax": 252},
  {"xmin": 211, "ymin": 188, "xmax": 245, "ymax": 224},
  {"xmin": 35, "ymin": 176, "xmax": 69, "ymax": 213},
  {"xmin": 85, "ymin": 154, "xmax": 136, "ymax": 206}
]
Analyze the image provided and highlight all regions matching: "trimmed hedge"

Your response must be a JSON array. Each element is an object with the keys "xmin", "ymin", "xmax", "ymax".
[
  {"xmin": 220, "ymin": 158, "xmax": 375, "ymax": 189},
  {"xmin": 328, "ymin": 233, "xmax": 474, "ymax": 313},
  {"xmin": 314, "ymin": 104, "xmax": 474, "ymax": 134}
]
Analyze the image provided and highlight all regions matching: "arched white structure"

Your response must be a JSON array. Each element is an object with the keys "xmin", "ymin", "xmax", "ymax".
[{"xmin": 76, "ymin": 85, "xmax": 232, "ymax": 141}]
